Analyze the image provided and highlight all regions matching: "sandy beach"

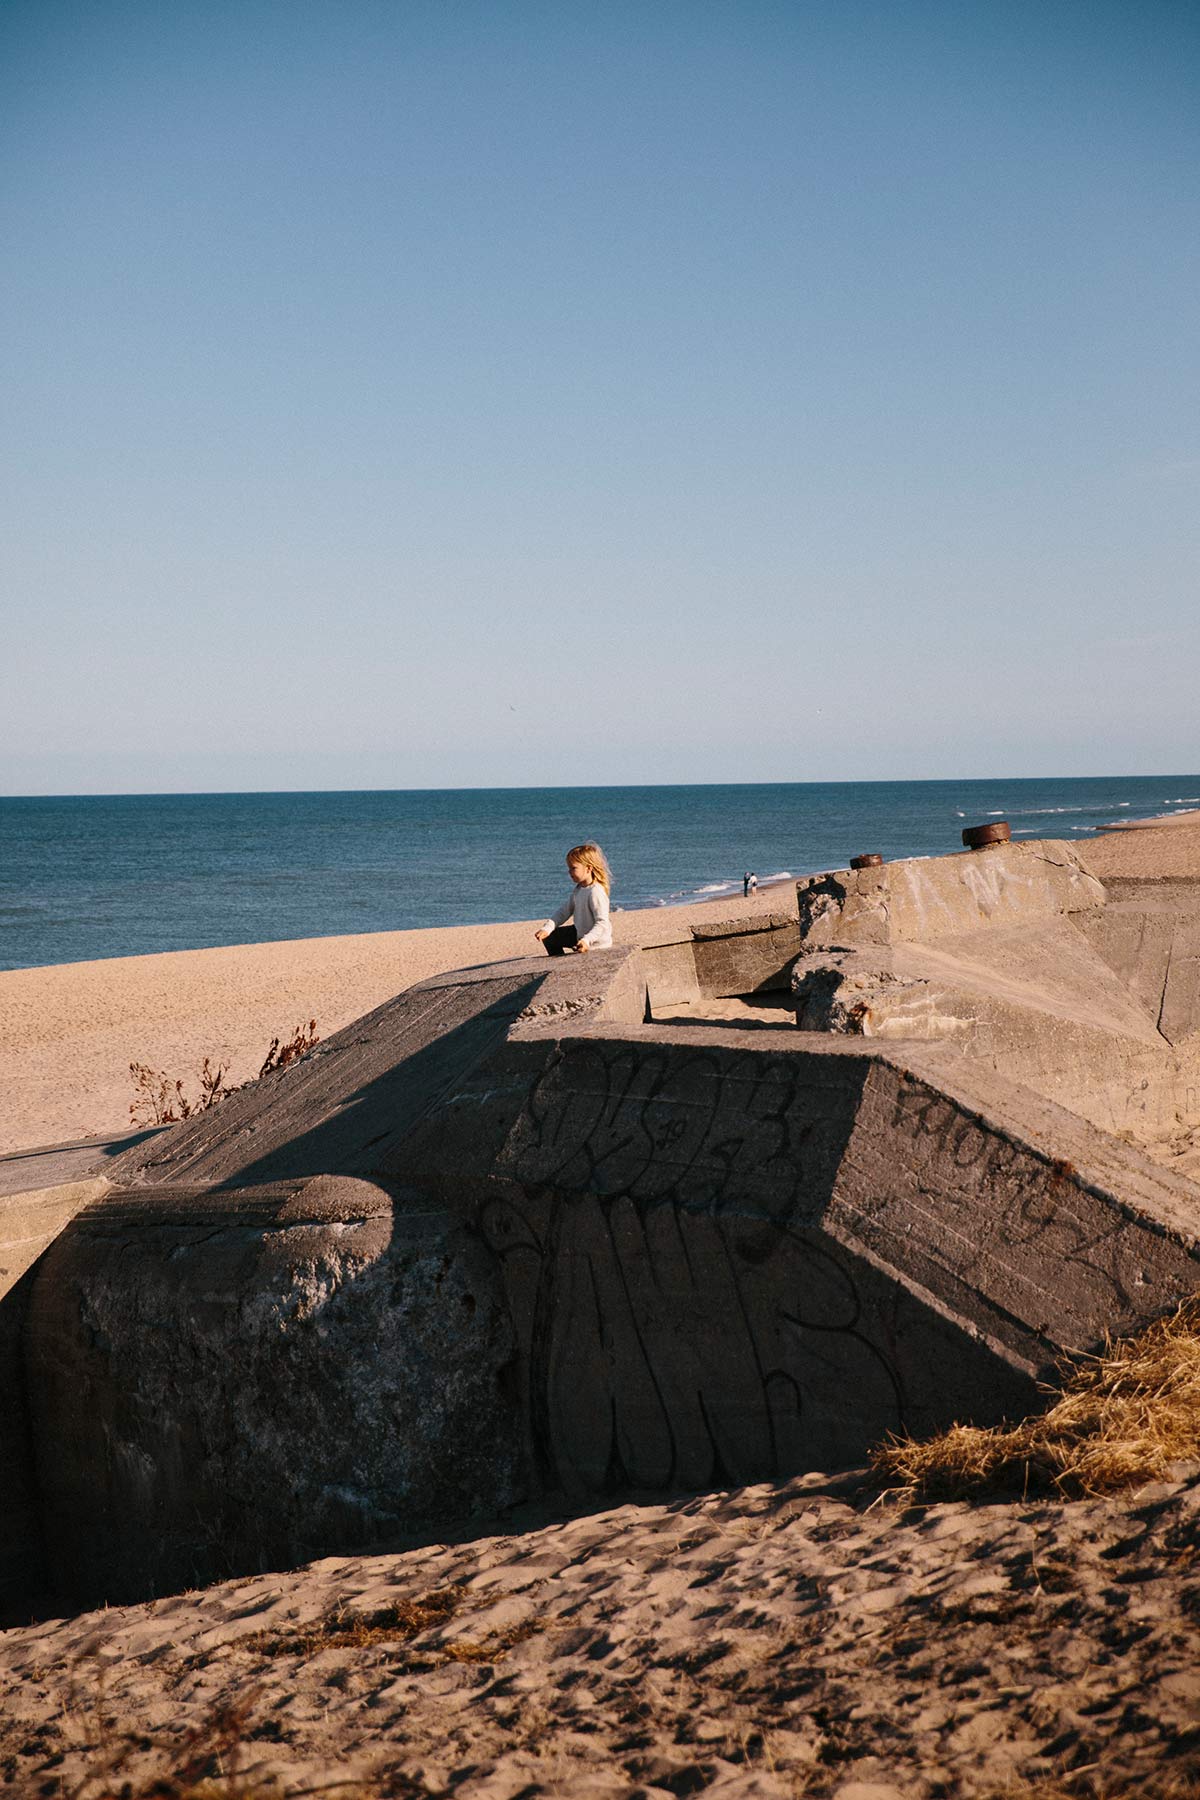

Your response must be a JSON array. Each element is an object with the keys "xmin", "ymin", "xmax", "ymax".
[
  {"xmin": 1075, "ymin": 811, "xmax": 1200, "ymax": 878},
  {"xmin": 0, "ymin": 884, "xmax": 792, "ymax": 1156}
]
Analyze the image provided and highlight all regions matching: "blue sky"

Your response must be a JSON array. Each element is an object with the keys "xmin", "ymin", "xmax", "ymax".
[{"xmin": 2, "ymin": 0, "xmax": 1197, "ymax": 792}]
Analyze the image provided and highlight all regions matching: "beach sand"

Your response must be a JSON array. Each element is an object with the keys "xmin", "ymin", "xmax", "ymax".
[
  {"xmin": 0, "ymin": 884, "xmax": 791, "ymax": 1156},
  {"xmin": 2, "ymin": 1463, "xmax": 1196, "ymax": 1796},
  {"xmin": 1077, "ymin": 810, "xmax": 1200, "ymax": 879}
]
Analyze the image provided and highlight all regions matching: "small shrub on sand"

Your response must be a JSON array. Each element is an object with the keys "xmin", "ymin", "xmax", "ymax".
[
  {"xmin": 256, "ymin": 1020, "xmax": 319, "ymax": 1080},
  {"xmin": 129, "ymin": 1022, "xmax": 319, "ymax": 1127},
  {"xmin": 872, "ymin": 1295, "xmax": 1200, "ymax": 1501}
]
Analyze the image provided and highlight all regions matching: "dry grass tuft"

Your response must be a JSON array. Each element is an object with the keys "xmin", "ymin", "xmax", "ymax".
[
  {"xmin": 238, "ymin": 1587, "xmax": 542, "ymax": 1673},
  {"xmin": 872, "ymin": 1296, "xmax": 1200, "ymax": 1501},
  {"xmin": 130, "ymin": 1022, "xmax": 320, "ymax": 1126},
  {"xmin": 257, "ymin": 1021, "xmax": 320, "ymax": 1081},
  {"xmin": 242, "ymin": 1587, "xmax": 464, "ymax": 1658}
]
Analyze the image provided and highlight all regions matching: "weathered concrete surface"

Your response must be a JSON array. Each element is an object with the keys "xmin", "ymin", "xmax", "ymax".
[
  {"xmin": 108, "ymin": 949, "xmax": 645, "ymax": 1192},
  {"xmin": 469, "ymin": 1025, "xmax": 1198, "ymax": 1498},
  {"xmin": 27, "ymin": 1175, "xmax": 523, "ymax": 1608},
  {"xmin": 642, "ymin": 910, "xmax": 800, "ymax": 1014},
  {"xmin": 793, "ymin": 844, "xmax": 1200, "ymax": 1158},
  {"xmin": 1075, "ymin": 882, "xmax": 1200, "ymax": 1045},
  {"xmin": 16, "ymin": 953, "xmax": 646, "ymax": 1610},
  {"xmin": 0, "ymin": 1128, "xmax": 159, "ymax": 1200},
  {"xmin": 796, "ymin": 839, "xmax": 1103, "ymax": 950},
  {"xmin": 0, "ymin": 1175, "xmax": 111, "ymax": 1621}
]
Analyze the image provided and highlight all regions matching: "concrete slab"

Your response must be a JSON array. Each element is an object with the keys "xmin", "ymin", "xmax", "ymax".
[
  {"xmin": 793, "ymin": 846, "xmax": 1200, "ymax": 1160},
  {"xmin": 0, "ymin": 1129, "xmax": 157, "ymax": 1199},
  {"xmin": 796, "ymin": 840, "xmax": 1104, "ymax": 950}
]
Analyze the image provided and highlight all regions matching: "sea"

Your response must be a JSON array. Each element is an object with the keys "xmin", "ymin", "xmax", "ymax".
[{"xmin": 2, "ymin": 776, "xmax": 1198, "ymax": 974}]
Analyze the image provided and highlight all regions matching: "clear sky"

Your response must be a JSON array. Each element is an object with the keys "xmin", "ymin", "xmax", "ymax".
[{"xmin": 2, "ymin": 0, "xmax": 1197, "ymax": 793}]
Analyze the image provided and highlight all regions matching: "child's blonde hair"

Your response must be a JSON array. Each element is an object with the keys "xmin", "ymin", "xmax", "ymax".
[{"xmin": 566, "ymin": 842, "xmax": 611, "ymax": 893}]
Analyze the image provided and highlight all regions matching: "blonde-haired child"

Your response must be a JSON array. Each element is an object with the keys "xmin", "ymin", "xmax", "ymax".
[{"xmin": 534, "ymin": 842, "xmax": 613, "ymax": 955}]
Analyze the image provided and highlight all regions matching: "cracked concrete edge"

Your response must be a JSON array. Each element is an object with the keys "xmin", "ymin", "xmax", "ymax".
[
  {"xmin": 882, "ymin": 1041, "xmax": 1200, "ymax": 1252},
  {"xmin": 796, "ymin": 840, "xmax": 1107, "ymax": 951},
  {"xmin": 0, "ymin": 1176, "xmax": 112, "ymax": 1306}
]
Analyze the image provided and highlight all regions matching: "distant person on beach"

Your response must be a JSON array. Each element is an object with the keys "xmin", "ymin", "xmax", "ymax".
[
  {"xmin": 535, "ymin": 842, "xmax": 613, "ymax": 955},
  {"xmin": 748, "ymin": 871, "xmax": 758, "ymax": 894},
  {"xmin": 743, "ymin": 871, "xmax": 751, "ymax": 897}
]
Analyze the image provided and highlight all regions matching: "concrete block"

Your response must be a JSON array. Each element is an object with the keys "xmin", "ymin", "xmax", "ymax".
[
  {"xmin": 0, "ymin": 1175, "xmax": 110, "ymax": 1621},
  {"xmin": 26, "ymin": 1176, "xmax": 523, "ymax": 1610},
  {"xmin": 642, "ymin": 938, "xmax": 702, "ymax": 1011},
  {"xmin": 642, "ymin": 912, "xmax": 802, "ymax": 1012},
  {"xmin": 486, "ymin": 1031, "xmax": 1040, "ymax": 1490},
  {"xmin": 1075, "ymin": 897, "xmax": 1200, "ymax": 1045},
  {"xmin": 796, "ymin": 842, "xmax": 1104, "ymax": 951}
]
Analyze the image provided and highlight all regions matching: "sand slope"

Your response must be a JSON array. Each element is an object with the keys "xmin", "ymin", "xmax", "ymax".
[{"xmin": 2, "ymin": 1468, "xmax": 1197, "ymax": 1797}]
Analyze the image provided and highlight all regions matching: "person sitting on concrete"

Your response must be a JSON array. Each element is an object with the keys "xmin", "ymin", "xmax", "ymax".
[{"xmin": 535, "ymin": 842, "xmax": 613, "ymax": 955}]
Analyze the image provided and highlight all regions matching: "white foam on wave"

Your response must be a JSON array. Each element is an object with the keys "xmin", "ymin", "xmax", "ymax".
[{"xmin": 999, "ymin": 803, "xmax": 1141, "ymax": 818}]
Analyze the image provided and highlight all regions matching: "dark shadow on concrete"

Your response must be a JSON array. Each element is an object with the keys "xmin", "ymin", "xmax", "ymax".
[
  {"xmin": 212, "ymin": 979, "xmax": 543, "ymax": 1190},
  {"xmin": 0, "ymin": 1265, "xmax": 49, "ymax": 1627},
  {"xmin": 106, "ymin": 975, "xmax": 545, "ymax": 1193}
]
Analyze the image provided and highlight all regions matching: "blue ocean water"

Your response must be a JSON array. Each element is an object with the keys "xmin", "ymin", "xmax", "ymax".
[{"xmin": 2, "ymin": 778, "xmax": 1198, "ymax": 973}]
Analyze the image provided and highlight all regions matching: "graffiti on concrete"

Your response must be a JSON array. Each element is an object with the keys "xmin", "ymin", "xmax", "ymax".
[
  {"xmin": 499, "ymin": 1037, "xmax": 863, "ymax": 1219},
  {"xmin": 881, "ymin": 1070, "xmax": 1188, "ymax": 1328},
  {"xmin": 480, "ymin": 1185, "xmax": 906, "ymax": 1495},
  {"xmin": 482, "ymin": 1038, "xmax": 911, "ymax": 1493}
]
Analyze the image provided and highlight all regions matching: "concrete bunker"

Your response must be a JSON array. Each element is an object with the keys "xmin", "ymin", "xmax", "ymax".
[{"xmin": 3, "ymin": 840, "xmax": 1199, "ymax": 1618}]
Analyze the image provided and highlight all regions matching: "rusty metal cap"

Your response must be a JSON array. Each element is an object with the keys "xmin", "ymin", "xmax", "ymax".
[
  {"xmin": 849, "ymin": 853, "xmax": 884, "ymax": 869},
  {"xmin": 962, "ymin": 821, "xmax": 1012, "ymax": 849}
]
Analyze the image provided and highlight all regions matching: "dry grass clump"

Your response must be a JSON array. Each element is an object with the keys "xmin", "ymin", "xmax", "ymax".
[
  {"xmin": 239, "ymin": 1587, "xmax": 540, "ymax": 1671},
  {"xmin": 873, "ymin": 1296, "xmax": 1200, "ymax": 1501},
  {"xmin": 130, "ymin": 1022, "xmax": 320, "ymax": 1126},
  {"xmin": 243, "ymin": 1588, "xmax": 464, "ymax": 1658}
]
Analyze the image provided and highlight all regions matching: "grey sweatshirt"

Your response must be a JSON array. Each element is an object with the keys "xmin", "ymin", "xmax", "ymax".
[{"xmin": 543, "ymin": 881, "xmax": 612, "ymax": 949}]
